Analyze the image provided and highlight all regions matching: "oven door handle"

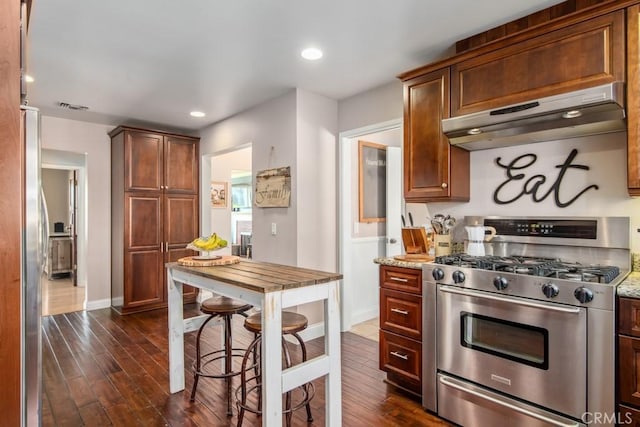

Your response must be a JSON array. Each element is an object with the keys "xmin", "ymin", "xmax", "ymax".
[
  {"xmin": 439, "ymin": 375, "xmax": 582, "ymax": 427},
  {"xmin": 439, "ymin": 286, "xmax": 582, "ymax": 314}
]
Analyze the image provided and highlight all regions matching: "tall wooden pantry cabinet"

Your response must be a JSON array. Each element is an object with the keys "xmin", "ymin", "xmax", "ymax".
[{"xmin": 110, "ymin": 126, "xmax": 200, "ymax": 314}]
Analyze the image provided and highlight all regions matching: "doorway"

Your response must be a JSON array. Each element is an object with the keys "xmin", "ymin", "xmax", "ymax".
[
  {"xmin": 202, "ymin": 145, "xmax": 252, "ymax": 254},
  {"xmin": 41, "ymin": 149, "xmax": 87, "ymax": 316},
  {"xmin": 338, "ymin": 119, "xmax": 403, "ymax": 334}
]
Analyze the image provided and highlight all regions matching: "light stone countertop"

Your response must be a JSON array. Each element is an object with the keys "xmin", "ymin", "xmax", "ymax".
[
  {"xmin": 373, "ymin": 257, "xmax": 428, "ymax": 270},
  {"xmin": 618, "ymin": 271, "xmax": 640, "ymax": 299}
]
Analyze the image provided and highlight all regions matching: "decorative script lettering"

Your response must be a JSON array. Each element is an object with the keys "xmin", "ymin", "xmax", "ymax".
[{"xmin": 493, "ymin": 148, "xmax": 598, "ymax": 208}]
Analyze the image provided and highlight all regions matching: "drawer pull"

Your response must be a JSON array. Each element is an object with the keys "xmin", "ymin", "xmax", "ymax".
[
  {"xmin": 390, "ymin": 308, "xmax": 409, "ymax": 315},
  {"xmin": 390, "ymin": 351, "xmax": 408, "ymax": 360},
  {"xmin": 390, "ymin": 277, "xmax": 409, "ymax": 283}
]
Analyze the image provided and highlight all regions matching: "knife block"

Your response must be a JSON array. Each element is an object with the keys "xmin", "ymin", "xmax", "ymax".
[{"xmin": 401, "ymin": 227, "xmax": 430, "ymax": 255}]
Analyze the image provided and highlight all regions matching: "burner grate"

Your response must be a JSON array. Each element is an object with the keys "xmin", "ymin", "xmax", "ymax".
[{"xmin": 434, "ymin": 255, "xmax": 621, "ymax": 284}]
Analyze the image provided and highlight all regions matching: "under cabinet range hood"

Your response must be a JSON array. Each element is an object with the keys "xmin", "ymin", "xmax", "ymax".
[{"xmin": 442, "ymin": 82, "xmax": 626, "ymax": 151}]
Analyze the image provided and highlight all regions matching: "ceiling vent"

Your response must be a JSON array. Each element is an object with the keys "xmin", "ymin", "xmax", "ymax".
[{"xmin": 57, "ymin": 102, "xmax": 89, "ymax": 111}]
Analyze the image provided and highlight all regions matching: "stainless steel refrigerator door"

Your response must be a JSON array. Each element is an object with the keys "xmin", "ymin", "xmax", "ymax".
[{"xmin": 21, "ymin": 106, "xmax": 41, "ymax": 427}]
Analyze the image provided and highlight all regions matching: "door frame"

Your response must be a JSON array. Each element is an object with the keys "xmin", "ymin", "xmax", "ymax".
[{"xmin": 338, "ymin": 118, "xmax": 402, "ymax": 332}]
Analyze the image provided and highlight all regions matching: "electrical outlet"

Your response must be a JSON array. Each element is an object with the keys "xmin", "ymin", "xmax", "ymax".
[{"xmin": 271, "ymin": 222, "xmax": 277, "ymax": 236}]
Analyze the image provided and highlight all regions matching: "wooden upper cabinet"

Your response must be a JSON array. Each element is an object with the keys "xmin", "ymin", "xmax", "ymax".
[
  {"xmin": 403, "ymin": 68, "xmax": 469, "ymax": 202},
  {"xmin": 451, "ymin": 11, "xmax": 625, "ymax": 117},
  {"xmin": 125, "ymin": 131, "xmax": 163, "ymax": 192},
  {"xmin": 164, "ymin": 135, "xmax": 199, "ymax": 194},
  {"xmin": 628, "ymin": 4, "xmax": 640, "ymax": 196}
]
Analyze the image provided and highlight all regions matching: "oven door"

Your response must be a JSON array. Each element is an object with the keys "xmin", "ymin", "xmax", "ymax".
[{"xmin": 437, "ymin": 284, "xmax": 587, "ymax": 419}]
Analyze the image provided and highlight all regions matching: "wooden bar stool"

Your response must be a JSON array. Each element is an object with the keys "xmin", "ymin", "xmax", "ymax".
[
  {"xmin": 235, "ymin": 311, "xmax": 314, "ymax": 427},
  {"xmin": 190, "ymin": 296, "xmax": 252, "ymax": 416}
]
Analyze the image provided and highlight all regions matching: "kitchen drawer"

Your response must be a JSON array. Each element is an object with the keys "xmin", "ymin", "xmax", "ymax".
[
  {"xmin": 619, "ymin": 335, "xmax": 640, "ymax": 408},
  {"xmin": 379, "ymin": 330, "xmax": 421, "ymax": 394},
  {"xmin": 380, "ymin": 287, "xmax": 421, "ymax": 340},
  {"xmin": 619, "ymin": 405, "xmax": 640, "ymax": 426},
  {"xmin": 620, "ymin": 297, "xmax": 640, "ymax": 338},
  {"xmin": 380, "ymin": 265, "xmax": 422, "ymax": 294}
]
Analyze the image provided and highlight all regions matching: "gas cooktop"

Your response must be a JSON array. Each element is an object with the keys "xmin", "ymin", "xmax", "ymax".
[{"xmin": 435, "ymin": 254, "xmax": 621, "ymax": 284}]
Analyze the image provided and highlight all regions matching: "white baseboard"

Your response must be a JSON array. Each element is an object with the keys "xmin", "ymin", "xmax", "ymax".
[
  {"xmin": 86, "ymin": 298, "xmax": 112, "ymax": 311},
  {"xmin": 350, "ymin": 308, "xmax": 379, "ymax": 326},
  {"xmin": 284, "ymin": 321, "xmax": 325, "ymax": 345}
]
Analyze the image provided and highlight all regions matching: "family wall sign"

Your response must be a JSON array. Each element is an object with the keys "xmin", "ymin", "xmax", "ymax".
[{"xmin": 492, "ymin": 148, "xmax": 598, "ymax": 208}]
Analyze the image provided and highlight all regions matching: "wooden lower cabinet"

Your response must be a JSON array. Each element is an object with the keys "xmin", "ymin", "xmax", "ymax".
[
  {"xmin": 619, "ymin": 297, "xmax": 640, "ymax": 422},
  {"xmin": 379, "ymin": 265, "xmax": 423, "ymax": 397},
  {"xmin": 619, "ymin": 405, "xmax": 640, "ymax": 426},
  {"xmin": 379, "ymin": 330, "xmax": 421, "ymax": 394}
]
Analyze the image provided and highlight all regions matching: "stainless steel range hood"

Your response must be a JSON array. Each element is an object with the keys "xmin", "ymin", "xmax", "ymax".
[{"xmin": 442, "ymin": 82, "xmax": 626, "ymax": 151}]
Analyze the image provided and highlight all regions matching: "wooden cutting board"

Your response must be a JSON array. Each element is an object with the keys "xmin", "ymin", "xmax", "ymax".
[{"xmin": 177, "ymin": 255, "xmax": 240, "ymax": 267}]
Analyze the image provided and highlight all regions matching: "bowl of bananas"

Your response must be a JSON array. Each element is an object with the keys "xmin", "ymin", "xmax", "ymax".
[{"xmin": 186, "ymin": 233, "xmax": 228, "ymax": 260}]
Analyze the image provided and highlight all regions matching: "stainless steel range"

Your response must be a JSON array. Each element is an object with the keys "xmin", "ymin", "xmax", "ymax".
[{"xmin": 421, "ymin": 216, "xmax": 630, "ymax": 427}]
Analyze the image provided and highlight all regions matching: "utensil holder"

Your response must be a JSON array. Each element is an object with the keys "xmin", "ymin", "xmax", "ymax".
[{"xmin": 434, "ymin": 234, "xmax": 452, "ymax": 257}]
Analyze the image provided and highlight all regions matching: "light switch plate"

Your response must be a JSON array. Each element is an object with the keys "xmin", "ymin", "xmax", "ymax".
[{"xmin": 271, "ymin": 223, "xmax": 277, "ymax": 235}]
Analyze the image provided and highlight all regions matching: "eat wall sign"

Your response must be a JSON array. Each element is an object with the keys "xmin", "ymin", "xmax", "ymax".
[{"xmin": 493, "ymin": 148, "xmax": 598, "ymax": 208}]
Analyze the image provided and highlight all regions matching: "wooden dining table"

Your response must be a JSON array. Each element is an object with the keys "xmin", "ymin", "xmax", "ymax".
[{"xmin": 166, "ymin": 259, "xmax": 343, "ymax": 426}]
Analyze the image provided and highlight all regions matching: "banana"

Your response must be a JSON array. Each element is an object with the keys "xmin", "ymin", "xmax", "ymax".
[{"xmin": 188, "ymin": 233, "xmax": 228, "ymax": 251}]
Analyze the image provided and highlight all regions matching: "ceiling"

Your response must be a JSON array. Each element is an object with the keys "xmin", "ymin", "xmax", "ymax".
[{"xmin": 27, "ymin": 0, "xmax": 563, "ymax": 132}]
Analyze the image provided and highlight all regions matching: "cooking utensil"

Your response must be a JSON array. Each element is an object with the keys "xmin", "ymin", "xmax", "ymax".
[
  {"xmin": 431, "ymin": 219, "xmax": 442, "ymax": 234},
  {"xmin": 408, "ymin": 212, "xmax": 414, "ymax": 227},
  {"xmin": 443, "ymin": 217, "xmax": 456, "ymax": 234}
]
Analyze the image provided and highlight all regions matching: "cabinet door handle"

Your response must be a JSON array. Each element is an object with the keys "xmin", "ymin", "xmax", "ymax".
[
  {"xmin": 160, "ymin": 242, "xmax": 164, "ymax": 252},
  {"xmin": 441, "ymin": 182, "xmax": 448, "ymax": 188},
  {"xmin": 390, "ymin": 308, "xmax": 409, "ymax": 315},
  {"xmin": 390, "ymin": 351, "xmax": 408, "ymax": 360},
  {"xmin": 390, "ymin": 277, "xmax": 409, "ymax": 283}
]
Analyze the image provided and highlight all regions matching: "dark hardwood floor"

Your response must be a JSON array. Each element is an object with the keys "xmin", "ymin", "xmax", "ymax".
[{"xmin": 42, "ymin": 305, "xmax": 451, "ymax": 426}]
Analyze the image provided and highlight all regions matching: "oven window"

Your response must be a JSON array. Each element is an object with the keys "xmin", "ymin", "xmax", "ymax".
[{"xmin": 460, "ymin": 312, "xmax": 549, "ymax": 370}]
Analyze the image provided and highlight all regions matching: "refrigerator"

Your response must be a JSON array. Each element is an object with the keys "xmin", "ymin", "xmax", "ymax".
[{"xmin": 21, "ymin": 105, "xmax": 41, "ymax": 427}]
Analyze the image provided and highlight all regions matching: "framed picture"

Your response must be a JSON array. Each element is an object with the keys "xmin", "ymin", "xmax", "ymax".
[
  {"xmin": 358, "ymin": 140, "xmax": 386, "ymax": 223},
  {"xmin": 210, "ymin": 181, "xmax": 228, "ymax": 208}
]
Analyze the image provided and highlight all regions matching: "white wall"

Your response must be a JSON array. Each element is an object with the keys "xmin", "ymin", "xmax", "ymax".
[
  {"xmin": 407, "ymin": 132, "xmax": 640, "ymax": 252},
  {"xmin": 338, "ymin": 81, "xmax": 402, "ymax": 132},
  {"xmin": 296, "ymin": 90, "xmax": 338, "ymax": 272},
  {"xmin": 41, "ymin": 116, "xmax": 112, "ymax": 309},
  {"xmin": 200, "ymin": 91, "xmax": 298, "ymax": 266},
  {"xmin": 199, "ymin": 89, "xmax": 339, "ymax": 333}
]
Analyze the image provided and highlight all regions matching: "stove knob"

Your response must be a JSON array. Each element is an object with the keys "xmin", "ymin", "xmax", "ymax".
[
  {"xmin": 493, "ymin": 276, "xmax": 509, "ymax": 291},
  {"xmin": 432, "ymin": 268, "xmax": 445, "ymax": 281},
  {"xmin": 452, "ymin": 270, "xmax": 465, "ymax": 284},
  {"xmin": 574, "ymin": 287, "xmax": 594, "ymax": 304},
  {"xmin": 541, "ymin": 283, "xmax": 559, "ymax": 298}
]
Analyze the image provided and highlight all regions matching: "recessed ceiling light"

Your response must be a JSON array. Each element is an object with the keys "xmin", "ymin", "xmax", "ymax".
[
  {"xmin": 25, "ymin": 75, "xmax": 34, "ymax": 83},
  {"xmin": 301, "ymin": 47, "xmax": 323, "ymax": 61},
  {"xmin": 190, "ymin": 111, "xmax": 205, "ymax": 118}
]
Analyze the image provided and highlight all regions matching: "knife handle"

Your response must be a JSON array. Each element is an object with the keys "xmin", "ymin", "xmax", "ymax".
[{"xmin": 408, "ymin": 212, "xmax": 414, "ymax": 227}]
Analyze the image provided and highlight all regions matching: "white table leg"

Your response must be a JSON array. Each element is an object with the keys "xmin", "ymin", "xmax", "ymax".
[
  {"xmin": 167, "ymin": 270, "xmax": 185, "ymax": 393},
  {"xmin": 261, "ymin": 292, "xmax": 283, "ymax": 426},
  {"xmin": 325, "ymin": 281, "xmax": 342, "ymax": 426}
]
